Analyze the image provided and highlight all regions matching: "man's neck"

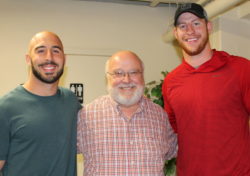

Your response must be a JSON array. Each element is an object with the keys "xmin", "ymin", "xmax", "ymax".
[
  {"xmin": 23, "ymin": 79, "xmax": 59, "ymax": 96},
  {"xmin": 183, "ymin": 45, "xmax": 213, "ymax": 68}
]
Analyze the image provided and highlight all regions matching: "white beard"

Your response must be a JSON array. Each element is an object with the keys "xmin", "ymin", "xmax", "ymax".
[{"xmin": 108, "ymin": 83, "xmax": 144, "ymax": 107}]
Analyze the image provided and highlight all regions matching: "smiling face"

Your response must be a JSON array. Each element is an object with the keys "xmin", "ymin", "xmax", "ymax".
[
  {"xmin": 26, "ymin": 32, "xmax": 65, "ymax": 84},
  {"xmin": 174, "ymin": 12, "xmax": 211, "ymax": 56},
  {"xmin": 106, "ymin": 51, "xmax": 145, "ymax": 107}
]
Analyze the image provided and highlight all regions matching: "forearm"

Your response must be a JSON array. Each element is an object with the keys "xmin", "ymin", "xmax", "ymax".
[{"xmin": 0, "ymin": 160, "xmax": 5, "ymax": 170}]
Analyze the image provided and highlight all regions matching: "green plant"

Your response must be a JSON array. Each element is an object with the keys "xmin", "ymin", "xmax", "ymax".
[
  {"xmin": 144, "ymin": 71, "xmax": 167, "ymax": 107},
  {"xmin": 144, "ymin": 70, "xmax": 176, "ymax": 176}
]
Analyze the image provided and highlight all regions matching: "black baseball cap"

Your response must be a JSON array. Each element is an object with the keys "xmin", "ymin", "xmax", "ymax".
[{"xmin": 174, "ymin": 3, "xmax": 208, "ymax": 26}]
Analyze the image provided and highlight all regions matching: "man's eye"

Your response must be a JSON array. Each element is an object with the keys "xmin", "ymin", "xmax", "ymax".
[
  {"xmin": 37, "ymin": 49, "xmax": 45, "ymax": 53},
  {"xmin": 178, "ymin": 24, "xmax": 186, "ymax": 29},
  {"xmin": 114, "ymin": 72, "xmax": 124, "ymax": 76},
  {"xmin": 129, "ymin": 71, "xmax": 137, "ymax": 75},
  {"xmin": 53, "ymin": 49, "xmax": 60, "ymax": 53},
  {"xmin": 194, "ymin": 22, "xmax": 200, "ymax": 26}
]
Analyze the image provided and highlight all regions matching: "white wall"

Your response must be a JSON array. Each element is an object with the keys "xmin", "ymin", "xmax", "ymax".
[
  {"xmin": 219, "ymin": 2, "xmax": 250, "ymax": 59},
  {"xmin": 0, "ymin": 0, "xmax": 249, "ymax": 103},
  {"xmin": 0, "ymin": 0, "xmax": 179, "ymax": 103},
  {"xmin": 203, "ymin": 2, "xmax": 250, "ymax": 60}
]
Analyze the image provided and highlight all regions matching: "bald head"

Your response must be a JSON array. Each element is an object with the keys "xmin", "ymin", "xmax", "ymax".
[
  {"xmin": 105, "ymin": 50, "xmax": 144, "ymax": 74},
  {"xmin": 28, "ymin": 31, "xmax": 64, "ymax": 55}
]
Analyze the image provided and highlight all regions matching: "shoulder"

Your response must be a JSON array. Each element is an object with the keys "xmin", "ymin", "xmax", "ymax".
[
  {"xmin": 0, "ymin": 86, "xmax": 26, "ymax": 118},
  {"xmin": 142, "ymin": 96, "xmax": 167, "ymax": 116},
  {"xmin": 86, "ymin": 95, "xmax": 111, "ymax": 109},
  {"xmin": 163, "ymin": 63, "xmax": 185, "ymax": 85},
  {"xmin": 216, "ymin": 50, "xmax": 249, "ymax": 65},
  {"xmin": 58, "ymin": 87, "xmax": 75, "ymax": 96},
  {"xmin": 229, "ymin": 55, "xmax": 249, "ymax": 66},
  {"xmin": 168, "ymin": 63, "xmax": 185, "ymax": 77},
  {"xmin": 58, "ymin": 87, "xmax": 82, "ymax": 109},
  {"xmin": 162, "ymin": 63, "xmax": 184, "ymax": 92},
  {"xmin": 217, "ymin": 51, "xmax": 250, "ymax": 75},
  {"xmin": 78, "ymin": 95, "xmax": 112, "ymax": 121},
  {"xmin": 142, "ymin": 97, "xmax": 169, "ymax": 124},
  {"xmin": 58, "ymin": 87, "xmax": 79, "ymax": 101},
  {"xmin": 0, "ymin": 86, "xmax": 23, "ymax": 106}
]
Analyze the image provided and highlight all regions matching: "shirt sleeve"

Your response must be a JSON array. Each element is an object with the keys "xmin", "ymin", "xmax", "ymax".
[
  {"xmin": 0, "ymin": 107, "xmax": 10, "ymax": 161},
  {"xmin": 164, "ymin": 111, "xmax": 178, "ymax": 160},
  {"xmin": 162, "ymin": 77, "xmax": 178, "ymax": 133},
  {"xmin": 241, "ymin": 59, "xmax": 250, "ymax": 115},
  {"xmin": 77, "ymin": 108, "xmax": 85, "ymax": 154}
]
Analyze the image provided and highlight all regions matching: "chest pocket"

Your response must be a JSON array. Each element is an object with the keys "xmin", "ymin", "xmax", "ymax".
[{"xmin": 136, "ymin": 129, "xmax": 166, "ymax": 162}]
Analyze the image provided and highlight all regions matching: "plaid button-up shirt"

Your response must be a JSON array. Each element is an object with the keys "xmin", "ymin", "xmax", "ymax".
[{"xmin": 77, "ymin": 95, "xmax": 177, "ymax": 176}]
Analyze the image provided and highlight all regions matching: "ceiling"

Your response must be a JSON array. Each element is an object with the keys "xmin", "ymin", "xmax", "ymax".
[
  {"xmin": 77, "ymin": 0, "xmax": 210, "ymax": 7},
  {"xmin": 77, "ymin": 0, "xmax": 250, "ymax": 42}
]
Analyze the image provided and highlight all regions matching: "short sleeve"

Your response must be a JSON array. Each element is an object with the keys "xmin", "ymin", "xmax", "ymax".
[{"xmin": 0, "ymin": 105, "xmax": 10, "ymax": 160}]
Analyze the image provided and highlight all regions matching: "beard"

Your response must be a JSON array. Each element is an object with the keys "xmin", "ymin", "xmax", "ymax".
[
  {"xmin": 108, "ymin": 83, "xmax": 144, "ymax": 107},
  {"xmin": 31, "ymin": 61, "xmax": 64, "ymax": 84},
  {"xmin": 178, "ymin": 28, "xmax": 209, "ymax": 56}
]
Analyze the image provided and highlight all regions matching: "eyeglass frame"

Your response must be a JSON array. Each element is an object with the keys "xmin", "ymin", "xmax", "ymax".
[{"xmin": 106, "ymin": 70, "xmax": 143, "ymax": 79}]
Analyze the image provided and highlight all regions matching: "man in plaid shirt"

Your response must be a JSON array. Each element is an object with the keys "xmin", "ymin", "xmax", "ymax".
[{"xmin": 77, "ymin": 50, "xmax": 177, "ymax": 176}]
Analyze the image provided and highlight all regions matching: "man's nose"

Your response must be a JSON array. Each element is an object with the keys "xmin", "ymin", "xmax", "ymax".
[
  {"xmin": 186, "ymin": 24, "xmax": 195, "ymax": 34},
  {"xmin": 121, "ymin": 73, "xmax": 131, "ymax": 83},
  {"xmin": 45, "ymin": 50, "xmax": 53, "ymax": 61}
]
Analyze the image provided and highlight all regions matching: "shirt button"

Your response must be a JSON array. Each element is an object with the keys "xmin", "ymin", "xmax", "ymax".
[
  {"xmin": 130, "ymin": 141, "xmax": 133, "ymax": 145},
  {"xmin": 131, "ymin": 161, "xmax": 135, "ymax": 165}
]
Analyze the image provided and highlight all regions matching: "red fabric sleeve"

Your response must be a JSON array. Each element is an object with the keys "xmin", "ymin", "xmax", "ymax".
[
  {"xmin": 162, "ymin": 76, "xmax": 178, "ymax": 133},
  {"xmin": 241, "ymin": 58, "xmax": 250, "ymax": 115}
]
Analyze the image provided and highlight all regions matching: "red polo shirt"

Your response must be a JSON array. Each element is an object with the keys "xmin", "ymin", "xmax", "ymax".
[{"xmin": 162, "ymin": 50, "xmax": 250, "ymax": 176}]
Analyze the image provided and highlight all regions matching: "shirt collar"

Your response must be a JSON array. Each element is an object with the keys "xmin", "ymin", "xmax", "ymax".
[
  {"xmin": 183, "ymin": 49, "xmax": 228, "ymax": 73},
  {"xmin": 108, "ymin": 95, "xmax": 145, "ymax": 117}
]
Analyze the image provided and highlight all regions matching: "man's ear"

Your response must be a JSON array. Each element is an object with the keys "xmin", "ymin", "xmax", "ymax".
[
  {"xmin": 173, "ymin": 27, "xmax": 178, "ymax": 39},
  {"xmin": 207, "ymin": 21, "xmax": 213, "ymax": 34},
  {"xmin": 25, "ymin": 54, "xmax": 31, "ymax": 65},
  {"xmin": 64, "ymin": 54, "xmax": 67, "ymax": 64}
]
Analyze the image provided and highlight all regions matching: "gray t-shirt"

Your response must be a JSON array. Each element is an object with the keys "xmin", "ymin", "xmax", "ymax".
[{"xmin": 0, "ymin": 86, "xmax": 81, "ymax": 176}]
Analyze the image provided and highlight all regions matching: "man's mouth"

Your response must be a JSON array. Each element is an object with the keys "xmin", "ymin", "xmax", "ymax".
[
  {"xmin": 186, "ymin": 37, "xmax": 198, "ymax": 42},
  {"xmin": 118, "ymin": 84, "xmax": 136, "ymax": 90},
  {"xmin": 39, "ymin": 63, "xmax": 58, "ymax": 73}
]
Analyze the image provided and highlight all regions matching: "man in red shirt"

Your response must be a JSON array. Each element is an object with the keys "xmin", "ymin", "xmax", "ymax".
[{"xmin": 162, "ymin": 3, "xmax": 250, "ymax": 176}]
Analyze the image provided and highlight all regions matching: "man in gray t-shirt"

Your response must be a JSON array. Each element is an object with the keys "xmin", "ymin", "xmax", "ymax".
[{"xmin": 0, "ymin": 31, "xmax": 81, "ymax": 176}]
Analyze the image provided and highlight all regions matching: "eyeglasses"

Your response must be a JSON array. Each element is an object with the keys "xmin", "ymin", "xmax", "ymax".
[{"xmin": 107, "ymin": 70, "xmax": 142, "ymax": 79}]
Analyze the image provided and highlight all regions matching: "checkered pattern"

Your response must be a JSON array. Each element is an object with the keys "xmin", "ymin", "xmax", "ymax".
[{"xmin": 77, "ymin": 95, "xmax": 177, "ymax": 176}]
